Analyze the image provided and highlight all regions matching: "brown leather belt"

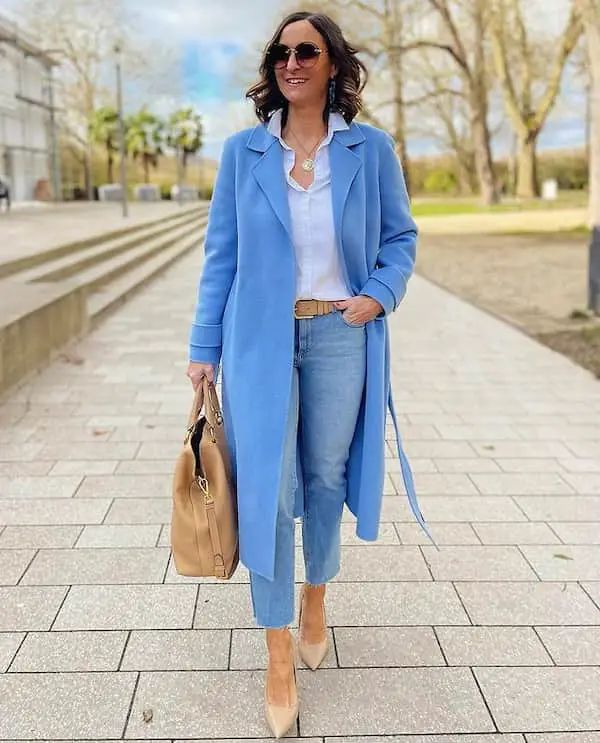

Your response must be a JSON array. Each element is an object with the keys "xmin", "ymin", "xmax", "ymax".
[{"xmin": 294, "ymin": 299, "xmax": 336, "ymax": 319}]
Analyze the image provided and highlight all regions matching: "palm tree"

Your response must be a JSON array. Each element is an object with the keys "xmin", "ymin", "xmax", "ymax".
[
  {"xmin": 167, "ymin": 108, "xmax": 203, "ymax": 181},
  {"xmin": 88, "ymin": 107, "xmax": 119, "ymax": 182},
  {"xmin": 126, "ymin": 108, "xmax": 164, "ymax": 183}
]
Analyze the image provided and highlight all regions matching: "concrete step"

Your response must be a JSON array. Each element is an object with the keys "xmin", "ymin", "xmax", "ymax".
[
  {"xmin": 68, "ymin": 215, "xmax": 206, "ymax": 295},
  {"xmin": 0, "ymin": 204, "xmax": 207, "ymax": 280},
  {"xmin": 17, "ymin": 207, "xmax": 207, "ymax": 284},
  {"xmin": 88, "ymin": 228, "xmax": 206, "ymax": 322}
]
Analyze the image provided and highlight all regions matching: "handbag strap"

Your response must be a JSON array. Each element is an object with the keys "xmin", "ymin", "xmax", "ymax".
[{"xmin": 187, "ymin": 377, "xmax": 223, "ymax": 430}]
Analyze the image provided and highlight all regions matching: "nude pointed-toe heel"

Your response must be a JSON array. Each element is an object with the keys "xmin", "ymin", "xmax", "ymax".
[
  {"xmin": 298, "ymin": 583, "xmax": 328, "ymax": 671},
  {"xmin": 265, "ymin": 628, "xmax": 299, "ymax": 739}
]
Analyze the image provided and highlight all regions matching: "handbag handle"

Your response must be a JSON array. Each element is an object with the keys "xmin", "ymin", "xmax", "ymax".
[{"xmin": 187, "ymin": 377, "xmax": 223, "ymax": 430}]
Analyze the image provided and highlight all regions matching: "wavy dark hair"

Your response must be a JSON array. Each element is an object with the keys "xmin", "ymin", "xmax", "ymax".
[{"xmin": 246, "ymin": 11, "xmax": 368, "ymax": 126}]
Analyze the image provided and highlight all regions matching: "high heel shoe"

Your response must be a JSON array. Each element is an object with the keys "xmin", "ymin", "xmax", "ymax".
[
  {"xmin": 264, "ymin": 627, "xmax": 299, "ymax": 739},
  {"xmin": 298, "ymin": 583, "xmax": 328, "ymax": 670}
]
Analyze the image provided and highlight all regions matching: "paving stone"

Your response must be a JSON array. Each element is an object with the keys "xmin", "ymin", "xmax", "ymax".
[
  {"xmin": 126, "ymin": 670, "xmax": 292, "ymax": 739},
  {"xmin": 37, "ymin": 442, "xmax": 139, "ymax": 460},
  {"xmin": 49, "ymin": 460, "xmax": 119, "ymax": 475},
  {"xmin": 537, "ymin": 627, "xmax": 600, "ymax": 665},
  {"xmin": 393, "ymin": 472, "xmax": 479, "ymax": 496},
  {"xmin": 526, "ymin": 733, "xmax": 600, "ymax": 742},
  {"xmin": 550, "ymin": 523, "xmax": 600, "ymax": 544},
  {"xmin": 76, "ymin": 524, "xmax": 161, "ymax": 548},
  {"xmin": 583, "ymin": 582, "xmax": 600, "ymax": 609},
  {"xmin": 136, "ymin": 442, "xmax": 183, "ymax": 460},
  {"xmin": 0, "ymin": 443, "xmax": 44, "ymax": 462},
  {"xmin": 109, "ymin": 425, "xmax": 183, "ymax": 441},
  {"xmin": 422, "ymin": 545, "xmax": 538, "ymax": 581},
  {"xmin": 412, "ymin": 496, "xmax": 528, "ymax": 522},
  {"xmin": 299, "ymin": 668, "xmax": 494, "ymax": 736},
  {"xmin": 474, "ymin": 667, "xmax": 600, "ymax": 732},
  {"xmin": 326, "ymin": 545, "xmax": 431, "ymax": 582},
  {"xmin": 0, "ymin": 476, "xmax": 82, "ymax": 498},
  {"xmin": 27, "ymin": 427, "xmax": 113, "ymax": 443},
  {"xmin": 116, "ymin": 460, "xmax": 176, "ymax": 474},
  {"xmin": 327, "ymin": 736, "xmax": 524, "ymax": 743},
  {"xmin": 473, "ymin": 523, "xmax": 560, "ymax": 545},
  {"xmin": 515, "ymin": 496, "xmax": 600, "ymax": 522},
  {"xmin": 87, "ymin": 415, "xmax": 144, "ymax": 427},
  {"xmin": 561, "ymin": 473, "xmax": 600, "ymax": 494},
  {"xmin": 433, "ymin": 458, "xmax": 502, "ymax": 473},
  {"xmin": 54, "ymin": 584, "xmax": 197, "ymax": 630},
  {"xmin": 0, "ymin": 525, "xmax": 81, "ymax": 549},
  {"xmin": 104, "ymin": 497, "xmax": 172, "ymax": 524},
  {"xmin": 76, "ymin": 474, "xmax": 171, "ymax": 498},
  {"xmin": 435, "ymin": 424, "xmax": 521, "ymax": 440},
  {"xmin": 0, "ymin": 586, "xmax": 68, "ymax": 631},
  {"xmin": 21, "ymin": 546, "xmax": 170, "ymax": 585},
  {"xmin": 230, "ymin": 628, "xmax": 336, "ymax": 670},
  {"xmin": 0, "ymin": 549, "xmax": 35, "ymax": 585},
  {"xmin": 521, "ymin": 545, "xmax": 600, "ymax": 581},
  {"xmin": 0, "ymin": 461, "xmax": 53, "ymax": 477},
  {"xmin": 121, "ymin": 629, "xmax": 230, "ymax": 671},
  {"xmin": 193, "ymin": 584, "xmax": 257, "ymax": 629},
  {"xmin": 0, "ymin": 672, "xmax": 137, "ymax": 738},
  {"xmin": 436, "ymin": 627, "xmax": 552, "ymax": 666},
  {"xmin": 339, "ymin": 522, "xmax": 399, "ymax": 545},
  {"xmin": 9, "ymin": 630, "xmax": 127, "ymax": 671},
  {"xmin": 497, "ymin": 458, "xmax": 566, "ymax": 473},
  {"xmin": 334, "ymin": 626, "xmax": 445, "ymax": 667},
  {"xmin": 472, "ymin": 441, "xmax": 574, "ymax": 459},
  {"xmin": 559, "ymin": 458, "xmax": 600, "ymax": 473},
  {"xmin": 403, "ymin": 441, "xmax": 478, "ymax": 458},
  {"xmin": 324, "ymin": 582, "xmax": 470, "ymax": 626},
  {"xmin": 0, "ymin": 498, "xmax": 111, "ymax": 525},
  {"xmin": 470, "ymin": 473, "xmax": 574, "ymax": 496},
  {"xmin": 0, "ymin": 633, "xmax": 24, "ymax": 671},
  {"xmin": 455, "ymin": 582, "xmax": 600, "ymax": 625},
  {"xmin": 395, "ymin": 522, "xmax": 480, "ymax": 545}
]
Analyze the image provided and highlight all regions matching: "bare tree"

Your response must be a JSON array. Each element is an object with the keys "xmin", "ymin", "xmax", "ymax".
[
  {"xmin": 409, "ymin": 0, "xmax": 500, "ymax": 205},
  {"xmin": 489, "ymin": 0, "xmax": 582, "ymax": 198}
]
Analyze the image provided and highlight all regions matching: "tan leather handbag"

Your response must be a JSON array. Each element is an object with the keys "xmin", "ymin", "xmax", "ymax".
[{"xmin": 171, "ymin": 377, "xmax": 239, "ymax": 579}]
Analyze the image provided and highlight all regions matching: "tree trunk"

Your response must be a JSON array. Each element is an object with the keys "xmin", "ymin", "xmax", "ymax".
[
  {"xmin": 144, "ymin": 156, "xmax": 150, "ymax": 184},
  {"xmin": 469, "ymin": 93, "xmax": 499, "ymax": 205},
  {"xmin": 107, "ymin": 150, "xmax": 114, "ymax": 183},
  {"xmin": 578, "ymin": 0, "xmax": 600, "ymax": 227},
  {"xmin": 515, "ymin": 133, "xmax": 539, "ymax": 199}
]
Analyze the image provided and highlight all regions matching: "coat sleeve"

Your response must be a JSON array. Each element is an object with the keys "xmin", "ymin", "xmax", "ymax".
[
  {"xmin": 359, "ymin": 132, "xmax": 417, "ymax": 316},
  {"xmin": 188, "ymin": 136, "xmax": 238, "ymax": 365}
]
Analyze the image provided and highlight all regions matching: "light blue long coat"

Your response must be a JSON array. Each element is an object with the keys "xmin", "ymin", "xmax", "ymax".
[{"xmin": 189, "ymin": 118, "xmax": 432, "ymax": 581}]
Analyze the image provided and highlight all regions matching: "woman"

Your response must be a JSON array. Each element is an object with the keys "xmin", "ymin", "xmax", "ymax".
[{"xmin": 187, "ymin": 10, "xmax": 431, "ymax": 738}]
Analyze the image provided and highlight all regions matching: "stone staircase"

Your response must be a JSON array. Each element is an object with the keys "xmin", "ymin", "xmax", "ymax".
[{"xmin": 0, "ymin": 205, "xmax": 209, "ymax": 394}]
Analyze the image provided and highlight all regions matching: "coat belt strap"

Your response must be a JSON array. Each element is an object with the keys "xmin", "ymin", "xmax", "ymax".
[{"xmin": 388, "ymin": 389, "xmax": 438, "ymax": 549}]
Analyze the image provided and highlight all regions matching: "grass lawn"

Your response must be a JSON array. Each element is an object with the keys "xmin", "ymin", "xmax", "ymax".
[{"xmin": 411, "ymin": 192, "xmax": 588, "ymax": 217}]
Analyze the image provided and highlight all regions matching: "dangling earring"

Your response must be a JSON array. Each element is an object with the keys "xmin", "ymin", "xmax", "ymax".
[{"xmin": 328, "ymin": 77, "xmax": 336, "ymax": 108}]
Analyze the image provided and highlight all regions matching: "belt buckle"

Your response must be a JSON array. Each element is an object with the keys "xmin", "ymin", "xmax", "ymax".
[{"xmin": 294, "ymin": 301, "xmax": 314, "ymax": 320}]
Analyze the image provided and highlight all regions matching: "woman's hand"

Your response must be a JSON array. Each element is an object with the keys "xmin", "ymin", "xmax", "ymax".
[
  {"xmin": 187, "ymin": 361, "xmax": 216, "ymax": 389},
  {"xmin": 334, "ymin": 296, "xmax": 383, "ymax": 325}
]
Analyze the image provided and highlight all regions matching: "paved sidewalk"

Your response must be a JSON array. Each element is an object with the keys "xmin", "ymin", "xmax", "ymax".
[{"xmin": 1, "ymin": 245, "xmax": 600, "ymax": 741}]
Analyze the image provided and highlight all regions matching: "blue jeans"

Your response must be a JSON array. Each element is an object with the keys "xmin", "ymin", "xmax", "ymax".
[{"xmin": 249, "ymin": 310, "xmax": 367, "ymax": 628}]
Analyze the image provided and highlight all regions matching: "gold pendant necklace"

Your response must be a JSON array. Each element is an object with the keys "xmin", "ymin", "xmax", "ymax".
[{"xmin": 286, "ymin": 127, "xmax": 323, "ymax": 173}]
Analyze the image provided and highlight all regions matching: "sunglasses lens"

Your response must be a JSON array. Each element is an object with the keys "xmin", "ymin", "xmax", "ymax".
[
  {"xmin": 269, "ymin": 44, "xmax": 290, "ymax": 68},
  {"xmin": 296, "ymin": 43, "xmax": 320, "ymax": 65}
]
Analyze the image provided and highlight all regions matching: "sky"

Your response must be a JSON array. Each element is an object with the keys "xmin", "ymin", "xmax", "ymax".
[{"xmin": 0, "ymin": 0, "xmax": 587, "ymax": 162}]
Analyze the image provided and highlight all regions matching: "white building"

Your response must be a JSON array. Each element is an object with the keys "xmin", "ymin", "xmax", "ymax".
[{"xmin": 0, "ymin": 13, "xmax": 60, "ymax": 203}]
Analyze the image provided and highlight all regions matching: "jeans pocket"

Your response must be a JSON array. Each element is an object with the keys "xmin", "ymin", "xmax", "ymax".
[{"xmin": 336, "ymin": 310, "xmax": 366, "ymax": 329}]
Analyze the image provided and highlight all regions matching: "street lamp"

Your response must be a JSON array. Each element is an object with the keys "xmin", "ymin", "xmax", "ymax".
[{"xmin": 114, "ymin": 41, "xmax": 128, "ymax": 218}]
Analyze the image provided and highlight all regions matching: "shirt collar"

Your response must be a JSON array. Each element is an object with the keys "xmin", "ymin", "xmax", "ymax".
[{"xmin": 267, "ymin": 108, "xmax": 349, "ymax": 150}]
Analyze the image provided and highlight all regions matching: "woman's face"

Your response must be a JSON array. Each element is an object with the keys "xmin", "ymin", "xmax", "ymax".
[{"xmin": 272, "ymin": 20, "xmax": 336, "ymax": 109}]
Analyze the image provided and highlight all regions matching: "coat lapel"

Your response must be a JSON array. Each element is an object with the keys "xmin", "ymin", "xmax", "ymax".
[
  {"xmin": 329, "ymin": 126, "xmax": 365, "ymax": 245},
  {"xmin": 248, "ymin": 125, "xmax": 291, "ymax": 239},
  {"xmin": 246, "ymin": 121, "xmax": 366, "ymax": 243}
]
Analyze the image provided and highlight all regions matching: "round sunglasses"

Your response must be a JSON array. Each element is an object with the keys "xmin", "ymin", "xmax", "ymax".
[{"xmin": 267, "ymin": 42, "xmax": 325, "ymax": 69}]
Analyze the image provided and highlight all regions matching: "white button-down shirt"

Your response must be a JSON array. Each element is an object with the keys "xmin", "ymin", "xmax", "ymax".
[{"xmin": 267, "ymin": 109, "xmax": 352, "ymax": 301}]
